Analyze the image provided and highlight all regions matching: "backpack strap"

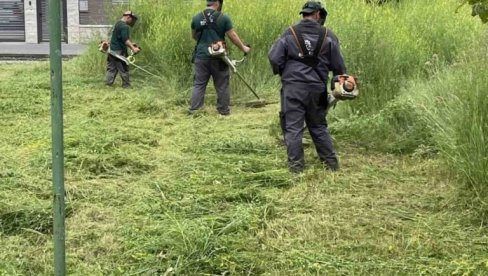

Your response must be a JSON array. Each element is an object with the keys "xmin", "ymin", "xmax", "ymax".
[
  {"xmin": 195, "ymin": 10, "xmax": 223, "ymax": 40},
  {"xmin": 202, "ymin": 10, "xmax": 223, "ymax": 36},
  {"xmin": 315, "ymin": 27, "xmax": 327, "ymax": 57},
  {"xmin": 289, "ymin": 26, "xmax": 305, "ymax": 57},
  {"xmin": 288, "ymin": 25, "xmax": 327, "ymax": 67},
  {"xmin": 289, "ymin": 25, "xmax": 329, "ymax": 85}
]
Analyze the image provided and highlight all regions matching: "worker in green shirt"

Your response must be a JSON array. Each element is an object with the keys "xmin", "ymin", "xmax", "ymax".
[
  {"xmin": 106, "ymin": 11, "xmax": 141, "ymax": 89},
  {"xmin": 189, "ymin": 0, "xmax": 251, "ymax": 115}
]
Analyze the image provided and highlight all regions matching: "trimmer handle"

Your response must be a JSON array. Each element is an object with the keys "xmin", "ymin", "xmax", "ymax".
[
  {"xmin": 243, "ymin": 43, "xmax": 251, "ymax": 56},
  {"xmin": 131, "ymin": 43, "xmax": 142, "ymax": 56}
]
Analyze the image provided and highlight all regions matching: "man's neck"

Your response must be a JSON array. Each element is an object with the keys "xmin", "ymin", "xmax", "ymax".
[{"xmin": 302, "ymin": 17, "xmax": 317, "ymax": 23}]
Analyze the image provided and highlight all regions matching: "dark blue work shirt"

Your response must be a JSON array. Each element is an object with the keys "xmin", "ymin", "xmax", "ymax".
[{"xmin": 268, "ymin": 19, "xmax": 347, "ymax": 86}]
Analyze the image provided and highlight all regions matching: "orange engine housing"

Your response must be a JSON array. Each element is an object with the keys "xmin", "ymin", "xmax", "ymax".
[{"xmin": 98, "ymin": 40, "xmax": 109, "ymax": 52}]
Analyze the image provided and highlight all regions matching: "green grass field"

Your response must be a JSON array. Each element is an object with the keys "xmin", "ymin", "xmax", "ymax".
[
  {"xmin": 1, "ymin": 0, "xmax": 488, "ymax": 274},
  {"xmin": 0, "ymin": 61, "xmax": 487, "ymax": 274}
]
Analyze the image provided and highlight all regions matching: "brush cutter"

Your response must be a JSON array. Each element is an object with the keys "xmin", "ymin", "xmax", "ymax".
[
  {"xmin": 208, "ymin": 41, "xmax": 271, "ymax": 108},
  {"xmin": 98, "ymin": 40, "xmax": 164, "ymax": 81},
  {"xmin": 326, "ymin": 74, "xmax": 360, "ymax": 113}
]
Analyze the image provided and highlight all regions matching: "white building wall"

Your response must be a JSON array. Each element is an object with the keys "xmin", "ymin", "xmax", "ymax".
[
  {"xmin": 24, "ymin": 0, "xmax": 38, "ymax": 43},
  {"xmin": 68, "ymin": 0, "xmax": 111, "ymax": 43},
  {"xmin": 21, "ymin": 0, "xmax": 114, "ymax": 44},
  {"xmin": 66, "ymin": 0, "xmax": 80, "ymax": 43}
]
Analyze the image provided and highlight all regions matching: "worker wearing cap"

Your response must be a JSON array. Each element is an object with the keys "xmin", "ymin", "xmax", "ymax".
[
  {"xmin": 106, "ymin": 11, "xmax": 141, "ymax": 89},
  {"xmin": 268, "ymin": 1, "xmax": 347, "ymax": 173},
  {"xmin": 189, "ymin": 0, "xmax": 251, "ymax": 116}
]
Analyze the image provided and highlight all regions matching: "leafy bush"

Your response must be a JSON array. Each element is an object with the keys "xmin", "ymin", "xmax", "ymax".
[{"xmin": 461, "ymin": 0, "xmax": 488, "ymax": 22}]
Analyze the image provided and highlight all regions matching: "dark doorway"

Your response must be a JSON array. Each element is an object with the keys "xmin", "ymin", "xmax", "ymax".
[{"xmin": 37, "ymin": 0, "xmax": 67, "ymax": 42}]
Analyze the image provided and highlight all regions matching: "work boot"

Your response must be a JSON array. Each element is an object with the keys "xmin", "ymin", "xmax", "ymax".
[
  {"xmin": 188, "ymin": 109, "xmax": 205, "ymax": 117},
  {"xmin": 324, "ymin": 162, "xmax": 339, "ymax": 172},
  {"xmin": 289, "ymin": 167, "xmax": 303, "ymax": 175},
  {"xmin": 288, "ymin": 160, "xmax": 304, "ymax": 174},
  {"xmin": 217, "ymin": 108, "xmax": 230, "ymax": 116}
]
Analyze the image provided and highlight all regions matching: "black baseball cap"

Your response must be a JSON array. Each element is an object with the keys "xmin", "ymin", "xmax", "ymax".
[{"xmin": 299, "ymin": 1, "xmax": 323, "ymax": 14}]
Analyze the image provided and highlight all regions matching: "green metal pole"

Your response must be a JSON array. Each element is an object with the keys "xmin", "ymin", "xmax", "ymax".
[{"xmin": 48, "ymin": 0, "xmax": 65, "ymax": 275}]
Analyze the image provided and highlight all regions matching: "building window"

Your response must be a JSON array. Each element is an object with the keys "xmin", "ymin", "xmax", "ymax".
[
  {"xmin": 79, "ymin": 0, "xmax": 88, "ymax": 12},
  {"xmin": 80, "ymin": 0, "xmax": 129, "ymax": 25}
]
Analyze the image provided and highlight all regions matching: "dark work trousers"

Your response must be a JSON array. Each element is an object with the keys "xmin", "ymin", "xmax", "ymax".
[
  {"xmin": 282, "ymin": 82, "xmax": 339, "ymax": 172},
  {"xmin": 190, "ymin": 58, "xmax": 230, "ymax": 114},
  {"xmin": 106, "ymin": 50, "xmax": 130, "ymax": 88}
]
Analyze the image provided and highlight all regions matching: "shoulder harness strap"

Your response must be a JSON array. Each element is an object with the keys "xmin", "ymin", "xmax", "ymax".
[
  {"xmin": 202, "ymin": 10, "xmax": 223, "ymax": 34},
  {"xmin": 195, "ymin": 11, "xmax": 223, "ymax": 44},
  {"xmin": 288, "ymin": 25, "xmax": 328, "ymax": 67}
]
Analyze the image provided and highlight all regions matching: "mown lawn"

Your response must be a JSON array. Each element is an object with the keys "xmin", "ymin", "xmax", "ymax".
[{"xmin": 0, "ymin": 62, "xmax": 487, "ymax": 275}]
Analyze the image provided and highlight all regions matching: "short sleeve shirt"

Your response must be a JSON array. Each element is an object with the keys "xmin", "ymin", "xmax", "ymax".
[
  {"xmin": 191, "ymin": 9, "xmax": 233, "ymax": 59},
  {"xmin": 110, "ymin": 20, "xmax": 130, "ymax": 52}
]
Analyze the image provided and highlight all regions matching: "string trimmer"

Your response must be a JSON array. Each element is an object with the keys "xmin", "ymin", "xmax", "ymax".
[
  {"xmin": 208, "ymin": 41, "xmax": 272, "ymax": 108},
  {"xmin": 326, "ymin": 74, "xmax": 360, "ymax": 113},
  {"xmin": 98, "ymin": 40, "xmax": 164, "ymax": 81}
]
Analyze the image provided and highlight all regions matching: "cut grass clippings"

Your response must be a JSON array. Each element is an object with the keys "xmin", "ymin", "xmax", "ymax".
[{"xmin": 0, "ymin": 62, "xmax": 487, "ymax": 275}]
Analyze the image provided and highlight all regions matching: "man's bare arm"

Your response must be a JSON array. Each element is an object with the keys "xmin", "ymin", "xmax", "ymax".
[
  {"xmin": 125, "ymin": 39, "xmax": 140, "ymax": 53},
  {"xmin": 226, "ymin": 29, "xmax": 251, "ymax": 54}
]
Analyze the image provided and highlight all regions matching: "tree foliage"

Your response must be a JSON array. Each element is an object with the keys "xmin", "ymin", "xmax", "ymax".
[{"xmin": 460, "ymin": 0, "xmax": 488, "ymax": 23}]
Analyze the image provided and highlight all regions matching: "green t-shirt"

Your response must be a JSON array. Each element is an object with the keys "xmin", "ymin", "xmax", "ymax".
[
  {"xmin": 110, "ymin": 20, "xmax": 130, "ymax": 53},
  {"xmin": 191, "ymin": 9, "xmax": 233, "ymax": 59}
]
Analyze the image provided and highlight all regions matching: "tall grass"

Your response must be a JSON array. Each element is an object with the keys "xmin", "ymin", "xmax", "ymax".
[
  {"xmin": 76, "ymin": 0, "xmax": 300, "ymax": 99},
  {"xmin": 3, "ymin": 2, "xmax": 488, "ymax": 270},
  {"xmin": 71, "ymin": 0, "xmax": 488, "ymax": 217},
  {"xmin": 4, "ymin": 61, "xmax": 488, "ymax": 273},
  {"xmin": 330, "ymin": 95, "xmax": 435, "ymax": 154},
  {"xmin": 411, "ymin": 46, "xmax": 488, "ymax": 218},
  {"xmin": 76, "ymin": 0, "xmax": 485, "ymax": 113},
  {"xmin": 335, "ymin": 0, "xmax": 484, "ymax": 114}
]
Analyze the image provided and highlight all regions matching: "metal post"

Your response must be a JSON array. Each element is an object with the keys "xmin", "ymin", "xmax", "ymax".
[{"xmin": 48, "ymin": 0, "xmax": 65, "ymax": 274}]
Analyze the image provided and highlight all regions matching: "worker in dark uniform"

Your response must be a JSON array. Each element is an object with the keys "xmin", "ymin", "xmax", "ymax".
[
  {"xmin": 106, "ymin": 11, "xmax": 141, "ymax": 89},
  {"xmin": 189, "ymin": 0, "xmax": 251, "ymax": 115},
  {"xmin": 268, "ymin": 1, "xmax": 347, "ymax": 173}
]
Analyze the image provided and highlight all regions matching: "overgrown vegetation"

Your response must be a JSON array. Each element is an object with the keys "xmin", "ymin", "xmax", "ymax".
[
  {"xmin": 1, "ymin": 0, "xmax": 488, "ymax": 274},
  {"xmin": 461, "ymin": 0, "xmax": 488, "ymax": 22},
  {"xmin": 415, "ymin": 49, "xmax": 488, "ymax": 220}
]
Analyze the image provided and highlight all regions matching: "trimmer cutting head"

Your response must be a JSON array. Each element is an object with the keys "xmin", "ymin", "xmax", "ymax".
[{"xmin": 244, "ymin": 100, "xmax": 269, "ymax": 108}]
